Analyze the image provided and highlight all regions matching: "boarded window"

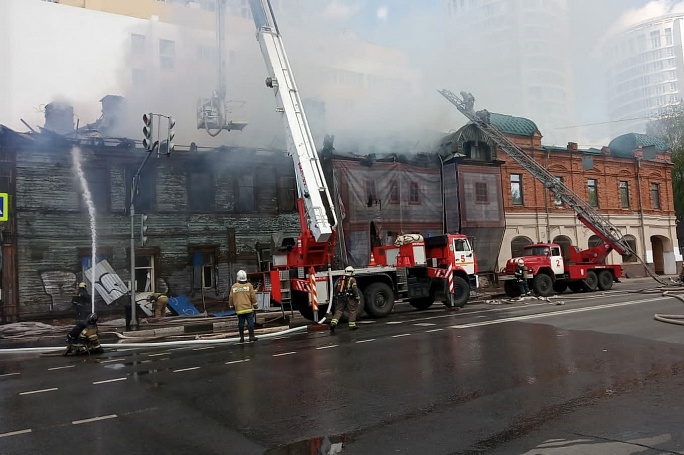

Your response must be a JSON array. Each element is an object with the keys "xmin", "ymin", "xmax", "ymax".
[
  {"xmin": 188, "ymin": 171, "xmax": 214, "ymax": 212},
  {"xmin": 474, "ymin": 181, "xmax": 488, "ymax": 203}
]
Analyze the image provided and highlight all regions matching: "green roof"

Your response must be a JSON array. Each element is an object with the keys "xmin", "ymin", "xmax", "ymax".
[
  {"xmin": 488, "ymin": 113, "xmax": 539, "ymax": 137},
  {"xmin": 608, "ymin": 133, "xmax": 669, "ymax": 158}
]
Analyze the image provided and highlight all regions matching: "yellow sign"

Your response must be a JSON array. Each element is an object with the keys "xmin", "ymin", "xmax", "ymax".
[{"xmin": 0, "ymin": 193, "xmax": 7, "ymax": 221}]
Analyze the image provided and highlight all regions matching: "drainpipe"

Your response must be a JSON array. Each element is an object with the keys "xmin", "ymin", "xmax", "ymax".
[
  {"xmin": 636, "ymin": 157, "xmax": 648, "ymax": 274},
  {"xmin": 544, "ymin": 148, "xmax": 550, "ymax": 242}
]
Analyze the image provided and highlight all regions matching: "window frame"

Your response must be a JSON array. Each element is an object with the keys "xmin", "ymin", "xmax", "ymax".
[
  {"xmin": 510, "ymin": 173, "xmax": 523, "ymax": 206},
  {"xmin": 587, "ymin": 178, "xmax": 599, "ymax": 207},
  {"xmin": 619, "ymin": 181, "xmax": 630, "ymax": 209},
  {"xmin": 388, "ymin": 179, "xmax": 400, "ymax": 204},
  {"xmin": 651, "ymin": 183, "xmax": 661, "ymax": 210},
  {"xmin": 408, "ymin": 180, "xmax": 421, "ymax": 205}
]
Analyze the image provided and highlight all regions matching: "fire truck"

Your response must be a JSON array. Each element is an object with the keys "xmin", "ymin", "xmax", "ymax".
[
  {"xmin": 438, "ymin": 89, "xmax": 662, "ymax": 298},
  {"xmin": 237, "ymin": 1, "xmax": 479, "ymax": 321}
]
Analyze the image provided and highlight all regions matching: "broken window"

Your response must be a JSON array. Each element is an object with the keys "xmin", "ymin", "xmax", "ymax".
[
  {"xmin": 188, "ymin": 171, "xmax": 214, "ymax": 212},
  {"xmin": 191, "ymin": 249, "xmax": 217, "ymax": 292},
  {"xmin": 84, "ymin": 167, "xmax": 110, "ymax": 213},
  {"xmin": 236, "ymin": 173, "xmax": 256, "ymax": 212},
  {"xmin": 134, "ymin": 253, "xmax": 156, "ymax": 293}
]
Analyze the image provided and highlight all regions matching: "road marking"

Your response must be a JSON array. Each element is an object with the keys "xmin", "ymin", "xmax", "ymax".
[
  {"xmin": 0, "ymin": 372, "xmax": 20, "ymax": 377},
  {"xmin": 0, "ymin": 429, "xmax": 31, "ymax": 438},
  {"xmin": 426, "ymin": 328, "xmax": 443, "ymax": 333},
  {"xmin": 100, "ymin": 358, "xmax": 126, "ymax": 363},
  {"xmin": 391, "ymin": 334, "xmax": 411, "ymax": 338},
  {"xmin": 414, "ymin": 323, "xmax": 436, "ymax": 326},
  {"xmin": 273, "ymin": 351, "xmax": 296, "ymax": 357},
  {"xmin": 225, "ymin": 359, "xmax": 250, "ymax": 365},
  {"xmin": 173, "ymin": 367, "xmax": 200, "ymax": 373},
  {"xmin": 19, "ymin": 388, "xmax": 58, "ymax": 395},
  {"xmin": 451, "ymin": 296, "xmax": 671, "ymax": 329},
  {"xmin": 48, "ymin": 365, "xmax": 75, "ymax": 371},
  {"xmin": 316, "ymin": 345, "xmax": 338, "ymax": 350},
  {"xmin": 386, "ymin": 321, "xmax": 404, "ymax": 325},
  {"xmin": 148, "ymin": 352, "xmax": 171, "ymax": 357},
  {"xmin": 192, "ymin": 346, "xmax": 214, "ymax": 351},
  {"xmin": 72, "ymin": 414, "xmax": 118, "ymax": 425},
  {"xmin": 355, "ymin": 339, "xmax": 376, "ymax": 343},
  {"xmin": 93, "ymin": 377, "xmax": 127, "ymax": 385}
]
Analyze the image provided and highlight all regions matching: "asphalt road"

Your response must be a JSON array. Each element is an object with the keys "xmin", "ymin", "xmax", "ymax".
[{"xmin": 2, "ymin": 278, "xmax": 684, "ymax": 454}]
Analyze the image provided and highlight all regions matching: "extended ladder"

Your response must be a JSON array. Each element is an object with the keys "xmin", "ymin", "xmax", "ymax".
[{"xmin": 438, "ymin": 89, "xmax": 665, "ymax": 283}]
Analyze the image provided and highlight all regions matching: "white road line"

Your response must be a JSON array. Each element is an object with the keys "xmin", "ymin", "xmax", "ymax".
[
  {"xmin": 0, "ymin": 372, "xmax": 20, "ymax": 377},
  {"xmin": 48, "ymin": 365, "xmax": 75, "ymax": 371},
  {"xmin": 273, "ymin": 351, "xmax": 296, "ymax": 357},
  {"xmin": 173, "ymin": 367, "xmax": 201, "ymax": 373},
  {"xmin": 148, "ymin": 352, "xmax": 171, "ymax": 357},
  {"xmin": 192, "ymin": 346, "xmax": 215, "ymax": 351},
  {"xmin": 386, "ymin": 321, "xmax": 404, "ymax": 325},
  {"xmin": 316, "ymin": 345, "xmax": 338, "ymax": 350},
  {"xmin": 99, "ymin": 358, "xmax": 125, "ymax": 363},
  {"xmin": 391, "ymin": 334, "xmax": 411, "ymax": 338},
  {"xmin": 414, "ymin": 323, "xmax": 436, "ymax": 326},
  {"xmin": 225, "ymin": 359, "xmax": 250, "ymax": 365},
  {"xmin": 93, "ymin": 377, "xmax": 127, "ymax": 385},
  {"xmin": 19, "ymin": 388, "xmax": 58, "ymax": 395},
  {"xmin": 426, "ymin": 328, "xmax": 443, "ymax": 333},
  {"xmin": 72, "ymin": 414, "xmax": 118, "ymax": 425},
  {"xmin": 451, "ymin": 296, "xmax": 671, "ymax": 329},
  {"xmin": 0, "ymin": 429, "xmax": 32, "ymax": 438},
  {"xmin": 355, "ymin": 339, "xmax": 376, "ymax": 343}
]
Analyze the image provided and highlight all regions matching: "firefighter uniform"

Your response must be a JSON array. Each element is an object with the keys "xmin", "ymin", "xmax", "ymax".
[
  {"xmin": 330, "ymin": 267, "xmax": 361, "ymax": 332},
  {"xmin": 229, "ymin": 270, "xmax": 258, "ymax": 342},
  {"xmin": 148, "ymin": 292, "xmax": 169, "ymax": 317},
  {"xmin": 71, "ymin": 282, "xmax": 90, "ymax": 322}
]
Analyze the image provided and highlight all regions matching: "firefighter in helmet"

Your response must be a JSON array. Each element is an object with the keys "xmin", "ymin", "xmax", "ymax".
[
  {"xmin": 229, "ymin": 270, "xmax": 259, "ymax": 343},
  {"xmin": 515, "ymin": 259, "xmax": 531, "ymax": 296},
  {"xmin": 148, "ymin": 292, "xmax": 169, "ymax": 318},
  {"xmin": 330, "ymin": 266, "xmax": 361, "ymax": 333},
  {"xmin": 71, "ymin": 282, "xmax": 91, "ymax": 322}
]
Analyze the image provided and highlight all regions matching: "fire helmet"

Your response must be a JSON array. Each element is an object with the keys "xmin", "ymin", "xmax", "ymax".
[
  {"xmin": 78, "ymin": 282, "xmax": 87, "ymax": 288},
  {"xmin": 236, "ymin": 270, "xmax": 247, "ymax": 282},
  {"xmin": 345, "ymin": 266, "xmax": 354, "ymax": 275},
  {"xmin": 86, "ymin": 313, "xmax": 98, "ymax": 324},
  {"xmin": 517, "ymin": 259, "xmax": 524, "ymax": 265}
]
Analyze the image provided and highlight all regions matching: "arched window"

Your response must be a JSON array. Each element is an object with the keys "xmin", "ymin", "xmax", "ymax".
[
  {"xmin": 552, "ymin": 235, "xmax": 573, "ymax": 258},
  {"xmin": 621, "ymin": 235, "xmax": 638, "ymax": 263},
  {"xmin": 511, "ymin": 236, "xmax": 534, "ymax": 258}
]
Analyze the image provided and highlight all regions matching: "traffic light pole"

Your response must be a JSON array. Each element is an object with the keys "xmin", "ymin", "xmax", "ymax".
[{"xmin": 129, "ymin": 149, "xmax": 155, "ymax": 331}]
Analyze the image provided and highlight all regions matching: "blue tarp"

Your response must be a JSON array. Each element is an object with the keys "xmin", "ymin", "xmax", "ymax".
[{"xmin": 167, "ymin": 295, "xmax": 235, "ymax": 317}]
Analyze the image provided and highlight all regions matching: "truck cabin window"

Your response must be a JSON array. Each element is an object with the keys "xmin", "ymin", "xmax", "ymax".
[{"xmin": 524, "ymin": 246, "xmax": 551, "ymax": 256}]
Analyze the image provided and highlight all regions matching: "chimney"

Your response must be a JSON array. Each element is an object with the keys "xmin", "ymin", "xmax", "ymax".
[
  {"xmin": 566, "ymin": 142, "xmax": 578, "ymax": 152},
  {"xmin": 98, "ymin": 95, "xmax": 126, "ymax": 134},
  {"xmin": 44, "ymin": 102, "xmax": 74, "ymax": 134}
]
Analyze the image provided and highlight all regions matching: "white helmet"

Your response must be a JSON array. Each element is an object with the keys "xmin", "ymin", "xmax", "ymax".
[
  {"xmin": 345, "ymin": 266, "xmax": 354, "ymax": 275},
  {"xmin": 517, "ymin": 259, "xmax": 524, "ymax": 265},
  {"xmin": 236, "ymin": 270, "xmax": 247, "ymax": 282}
]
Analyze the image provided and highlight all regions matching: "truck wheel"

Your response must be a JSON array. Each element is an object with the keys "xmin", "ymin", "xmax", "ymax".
[
  {"xmin": 447, "ymin": 275, "xmax": 470, "ymax": 308},
  {"xmin": 409, "ymin": 296, "xmax": 434, "ymax": 311},
  {"xmin": 504, "ymin": 280, "xmax": 521, "ymax": 298},
  {"xmin": 532, "ymin": 274, "xmax": 554, "ymax": 297},
  {"xmin": 552, "ymin": 281, "xmax": 568, "ymax": 294},
  {"xmin": 597, "ymin": 270, "xmax": 613, "ymax": 291},
  {"xmin": 582, "ymin": 270, "xmax": 598, "ymax": 292},
  {"xmin": 363, "ymin": 282, "xmax": 395, "ymax": 318}
]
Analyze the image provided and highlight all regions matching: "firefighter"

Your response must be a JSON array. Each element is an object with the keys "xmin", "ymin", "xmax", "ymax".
[
  {"xmin": 148, "ymin": 292, "xmax": 169, "ymax": 318},
  {"xmin": 71, "ymin": 282, "xmax": 90, "ymax": 322},
  {"xmin": 330, "ymin": 266, "xmax": 361, "ymax": 333},
  {"xmin": 515, "ymin": 259, "xmax": 531, "ymax": 296},
  {"xmin": 229, "ymin": 270, "xmax": 258, "ymax": 343},
  {"xmin": 64, "ymin": 313, "xmax": 102, "ymax": 355}
]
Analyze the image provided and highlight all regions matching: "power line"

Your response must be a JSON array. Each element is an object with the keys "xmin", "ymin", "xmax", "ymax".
[{"xmin": 546, "ymin": 115, "xmax": 656, "ymax": 131}]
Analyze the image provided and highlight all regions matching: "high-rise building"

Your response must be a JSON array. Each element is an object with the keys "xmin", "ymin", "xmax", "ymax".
[
  {"xmin": 442, "ymin": 0, "xmax": 576, "ymax": 146},
  {"xmin": 601, "ymin": 13, "xmax": 684, "ymax": 138}
]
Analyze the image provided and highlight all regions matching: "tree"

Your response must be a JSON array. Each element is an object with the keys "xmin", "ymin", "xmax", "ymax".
[{"xmin": 646, "ymin": 101, "xmax": 684, "ymax": 220}]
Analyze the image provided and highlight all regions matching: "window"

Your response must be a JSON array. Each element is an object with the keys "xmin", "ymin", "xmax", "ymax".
[
  {"xmin": 388, "ymin": 180, "xmax": 399, "ymax": 204},
  {"xmin": 132, "ymin": 68, "xmax": 146, "ymax": 86},
  {"xmin": 651, "ymin": 183, "xmax": 661, "ymax": 209},
  {"xmin": 619, "ymin": 181, "xmax": 630, "ymax": 208},
  {"xmin": 188, "ymin": 171, "xmax": 214, "ymax": 212},
  {"xmin": 134, "ymin": 254, "xmax": 156, "ymax": 293},
  {"xmin": 587, "ymin": 179, "xmax": 598, "ymax": 207},
  {"xmin": 366, "ymin": 180, "xmax": 377, "ymax": 207},
  {"xmin": 159, "ymin": 39, "xmax": 175, "ymax": 70},
  {"xmin": 553, "ymin": 176, "xmax": 563, "ymax": 206},
  {"xmin": 128, "ymin": 167, "xmax": 154, "ymax": 213},
  {"xmin": 131, "ymin": 33, "xmax": 145, "ymax": 55},
  {"xmin": 510, "ymin": 174, "xmax": 523, "ymax": 205},
  {"xmin": 192, "ymin": 250, "xmax": 216, "ymax": 291},
  {"xmin": 236, "ymin": 173, "xmax": 255, "ymax": 212},
  {"xmin": 408, "ymin": 181, "xmax": 420, "ymax": 204},
  {"xmin": 84, "ymin": 168, "xmax": 110, "ymax": 213},
  {"xmin": 277, "ymin": 176, "xmax": 296, "ymax": 212},
  {"xmin": 474, "ymin": 181, "xmax": 488, "ymax": 203},
  {"xmin": 621, "ymin": 235, "xmax": 638, "ymax": 263},
  {"xmin": 511, "ymin": 236, "xmax": 533, "ymax": 258}
]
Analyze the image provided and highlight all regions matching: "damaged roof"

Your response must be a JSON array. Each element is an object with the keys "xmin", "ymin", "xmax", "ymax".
[{"xmin": 488, "ymin": 113, "xmax": 539, "ymax": 137}]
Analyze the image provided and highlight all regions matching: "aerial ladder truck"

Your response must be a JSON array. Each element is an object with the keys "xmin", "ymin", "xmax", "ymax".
[
  {"xmin": 241, "ymin": 1, "xmax": 479, "ymax": 321},
  {"xmin": 438, "ymin": 89, "xmax": 667, "ymax": 297}
]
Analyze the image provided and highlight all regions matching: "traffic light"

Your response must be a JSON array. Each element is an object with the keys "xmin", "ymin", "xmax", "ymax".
[
  {"xmin": 140, "ymin": 214, "xmax": 148, "ymax": 246},
  {"xmin": 167, "ymin": 117, "xmax": 176, "ymax": 156},
  {"xmin": 142, "ymin": 113, "xmax": 154, "ymax": 152}
]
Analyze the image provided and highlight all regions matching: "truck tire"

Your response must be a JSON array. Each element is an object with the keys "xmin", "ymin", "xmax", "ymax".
[
  {"xmin": 597, "ymin": 270, "xmax": 613, "ymax": 291},
  {"xmin": 504, "ymin": 280, "xmax": 521, "ymax": 298},
  {"xmin": 409, "ymin": 296, "xmax": 434, "ymax": 311},
  {"xmin": 447, "ymin": 275, "xmax": 470, "ymax": 308},
  {"xmin": 532, "ymin": 274, "xmax": 554, "ymax": 297},
  {"xmin": 363, "ymin": 282, "xmax": 395, "ymax": 318},
  {"xmin": 552, "ymin": 280, "xmax": 568, "ymax": 294},
  {"xmin": 582, "ymin": 270, "xmax": 599, "ymax": 292}
]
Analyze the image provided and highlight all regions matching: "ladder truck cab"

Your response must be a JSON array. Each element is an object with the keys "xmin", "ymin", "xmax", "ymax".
[
  {"xmin": 243, "ymin": 1, "xmax": 479, "ymax": 321},
  {"xmin": 499, "ymin": 242, "xmax": 623, "ymax": 298}
]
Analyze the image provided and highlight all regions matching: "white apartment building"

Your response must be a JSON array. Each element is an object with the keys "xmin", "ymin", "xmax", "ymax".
[
  {"xmin": 442, "ymin": 0, "xmax": 576, "ymax": 146},
  {"xmin": 601, "ymin": 14, "xmax": 684, "ymax": 138}
]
